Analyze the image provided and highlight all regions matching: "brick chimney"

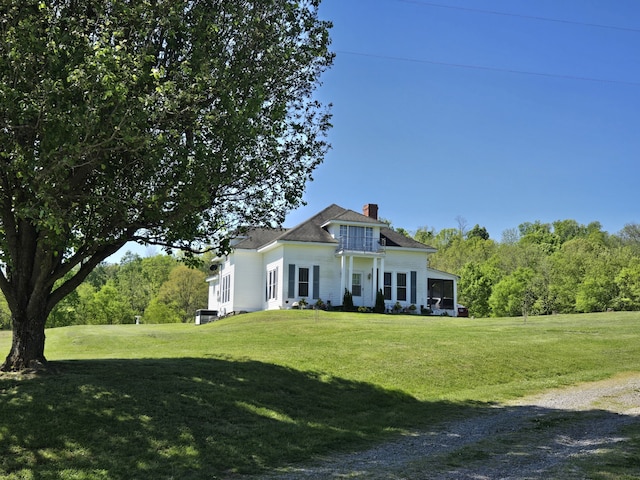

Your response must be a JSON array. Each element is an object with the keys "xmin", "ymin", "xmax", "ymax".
[{"xmin": 363, "ymin": 203, "xmax": 378, "ymax": 220}]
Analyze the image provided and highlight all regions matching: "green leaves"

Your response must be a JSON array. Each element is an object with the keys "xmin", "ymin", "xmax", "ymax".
[{"xmin": 0, "ymin": 0, "xmax": 332, "ymax": 367}]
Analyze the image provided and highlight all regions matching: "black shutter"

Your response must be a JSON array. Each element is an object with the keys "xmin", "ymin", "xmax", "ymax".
[
  {"xmin": 312, "ymin": 265, "xmax": 320, "ymax": 299},
  {"xmin": 410, "ymin": 271, "xmax": 417, "ymax": 304},
  {"xmin": 288, "ymin": 264, "xmax": 295, "ymax": 298}
]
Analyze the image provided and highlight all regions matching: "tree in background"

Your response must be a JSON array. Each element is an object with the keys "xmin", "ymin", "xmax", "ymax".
[
  {"xmin": 83, "ymin": 281, "xmax": 134, "ymax": 325},
  {"xmin": 457, "ymin": 261, "xmax": 500, "ymax": 318},
  {"xmin": 0, "ymin": 0, "xmax": 332, "ymax": 371},
  {"xmin": 575, "ymin": 248, "xmax": 630, "ymax": 313},
  {"xmin": 518, "ymin": 221, "xmax": 560, "ymax": 255},
  {"xmin": 116, "ymin": 253, "xmax": 177, "ymax": 319},
  {"xmin": 618, "ymin": 223, "xmax": 640, "ymax": 255},
  {"xmin": 429, "ymin": 233, "xmax": 496, "ymax": 276},
  {"xmin": 154, "ymin": 265, "xmax": 208, "ymax": 323},
  {"xmin": 401, "ymin": 216, "xmax": 640, "ymax": 318},
  {"xmin": 0, "ymin": 297, "xmax": 9, "ymax": 330},
  {"xmin": 143, "ymin": 298, "xmax": 181, "ymax": 324},
  {"xmin": 489, "ymin": 267, "xmax": 535, "ymax": 317},
  {"xmin": 615, "ymin": 258, "xmax": 640, "ymax": 310},
  {"xmin": 414, "ymin": 226, "xmax": 436, "ymax": 246},
  {"xmin": 466, "ymin": 224, "xmax": 490, "ymax": 241}
]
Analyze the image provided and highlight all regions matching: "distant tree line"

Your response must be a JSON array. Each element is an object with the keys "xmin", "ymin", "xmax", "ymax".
[
  {"xmin": 0, "ymin": 252, "xmax": 212, "ymax": 329},
  {"xmin": 1, "ymin": 220, "xmax": 638, "ymax": 329},
  {"xmin": 414, "ymin": 220, "xmax": 640, "ymax": 318}
]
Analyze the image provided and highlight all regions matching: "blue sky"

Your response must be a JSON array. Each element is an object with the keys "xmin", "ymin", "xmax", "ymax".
[
  {"xmin": 284, "ymin": 0, "xmax": 640, "ymax": 240},
  {"xmin": 111, "ymin": 0, "xmax": 640, "ymax": 262}
]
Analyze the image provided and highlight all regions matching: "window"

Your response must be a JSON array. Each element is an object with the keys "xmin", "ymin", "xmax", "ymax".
[
  {"xmin": 365, "ymin": 227, "xmax": 374, "ymax": 250},
  {"xmin": 221, "ymin": 274, "xmax": 231, "ymax": 304},
  {"xmin": 298, "ymin": 267, "xmax": 309, "ymax": 297},
  {"xmin": 397, "ymin": 273, "xmax": 407, "ymax": 301},
  {"xmin": 290, "ymin": 265, "xmax": 319, "ymax": 298},
  {"xmin": 267, "ymin": 267, "xmax": 278, "ymax": 301},
  {"xmin": 428, "ymin": 278, "xmax": 455, "ymax": 305},
  {"xmin": 383, "ymin": 272, "xmax": 392, "ymax": 300},
  {"xmin": 340, "ymin": 225, "xmax": 375, "ymax": 251},
  {"xmin": 352, "ymin": 273, "xmax": 362, "ymax": 296}
]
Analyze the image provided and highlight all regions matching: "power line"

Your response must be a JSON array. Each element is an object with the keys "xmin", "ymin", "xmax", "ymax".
[
  {"xmin": 395, "ymin": 0, "xmax": 640, "ymax": 34},
  {"xmin": 337, "ymin": 50, "xmax": 640, "ymax": 87}
]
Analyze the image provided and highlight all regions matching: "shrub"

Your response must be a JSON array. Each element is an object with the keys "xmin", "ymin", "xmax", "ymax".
[
  {"xmin": 374, "ymin": 289, "xmax": 385, "ymax": 314},
  {"xmin": 343, "ymin": 289, "xmax": 355, "ymax": 312}
]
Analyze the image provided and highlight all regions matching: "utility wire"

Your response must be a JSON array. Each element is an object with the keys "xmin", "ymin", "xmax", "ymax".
[
  {"xmin": 337, "ymin": 50, "xmax": 640, "ymax": 87},
  {"xmin": 396, "ymin": 0, "xmax": 640, "ymax": 34}
]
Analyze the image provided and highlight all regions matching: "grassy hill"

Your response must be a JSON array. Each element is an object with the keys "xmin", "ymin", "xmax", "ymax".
[{"xmin": 1, "ymin": 311, "xmax": 640, "ymax": 478}]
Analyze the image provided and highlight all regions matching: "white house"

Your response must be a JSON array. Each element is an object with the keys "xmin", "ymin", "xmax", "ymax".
[{"xmin": 206, "ymin": 204, "xmax": 460, "ymax": 315}]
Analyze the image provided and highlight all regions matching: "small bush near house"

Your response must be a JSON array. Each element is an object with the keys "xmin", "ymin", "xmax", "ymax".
[
  {"xmin": 374, "ymin": 289, "xmax": 386, "ymax": 314},
  {"xmin": 343, "ymin": 289, "xmax": 355, "ymax": 312}
]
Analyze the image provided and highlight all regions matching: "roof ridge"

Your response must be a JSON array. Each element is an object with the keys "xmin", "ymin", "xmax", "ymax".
[{"xmin": 281, "ymin": 203, "xmax": 345, "ymax": 234}]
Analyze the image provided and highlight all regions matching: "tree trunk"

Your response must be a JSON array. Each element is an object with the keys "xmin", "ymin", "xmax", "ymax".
[{"xmin": 1, "ymin": 308, "xmax": 48, "ymax": 372}]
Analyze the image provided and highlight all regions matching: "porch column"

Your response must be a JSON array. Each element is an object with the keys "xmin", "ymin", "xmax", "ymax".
[
  {"xmin": 348, "ymin": 255, "xmax": 354, "ymax": 292},
  {"xmin": 379, "ymin": 257, "xmax": 384, "ymax": 297},
  {"xmin": 340, "ymin": 255, "xmax": 346, "ymax": 296},
  {"xmin": 372, "ymin": 257, "xmax": 378, "ymax": 302}
]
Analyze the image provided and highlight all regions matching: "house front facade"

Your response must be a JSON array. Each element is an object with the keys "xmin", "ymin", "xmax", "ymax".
[{"xmin": 207, "ymin": 204, "xmax": 460, "ymax": 315}]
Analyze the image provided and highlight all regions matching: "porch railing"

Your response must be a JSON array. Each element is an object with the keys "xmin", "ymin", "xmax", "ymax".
[{"xmin": 336, "ymin": 236, "xmax": 385, "ymax": 254}]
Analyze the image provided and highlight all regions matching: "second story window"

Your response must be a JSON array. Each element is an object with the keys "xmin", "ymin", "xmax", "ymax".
[{"xmin": 340, "ymin": 226, "xmax": 374, "ymax": 251}]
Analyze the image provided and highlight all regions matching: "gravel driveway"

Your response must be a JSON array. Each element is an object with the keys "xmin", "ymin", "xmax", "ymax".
[{"xmin": 253, "ymin": 374, "xmax": 640, "ymax": 479}]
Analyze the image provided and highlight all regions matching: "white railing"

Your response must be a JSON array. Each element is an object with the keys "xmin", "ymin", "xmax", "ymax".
[{"xmin": 336, "ymin": 236, "xmax": 385, "ymax": 253}]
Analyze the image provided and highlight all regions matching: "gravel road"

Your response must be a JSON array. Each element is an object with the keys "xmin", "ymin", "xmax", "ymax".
[{"xmin": 252, "ymin": 374, "xmax": 640, "ymax": 479}]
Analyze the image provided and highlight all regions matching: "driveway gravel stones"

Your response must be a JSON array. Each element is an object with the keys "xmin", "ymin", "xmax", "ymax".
[{"xmin": 252, "ymin": 374, "xmax": 640, "ymax": 479}]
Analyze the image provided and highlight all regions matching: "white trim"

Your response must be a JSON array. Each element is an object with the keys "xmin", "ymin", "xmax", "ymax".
[
  {"xmin": 257, "ymin": 240, "xmax": 334, "ymax": 254},
  {"xmin": 321, "ymin": 219, "xmax": 384, "ymax": 229},
  {"xmin": 427, "ymin": 267, "xmax": 460, "ymax": 280}
]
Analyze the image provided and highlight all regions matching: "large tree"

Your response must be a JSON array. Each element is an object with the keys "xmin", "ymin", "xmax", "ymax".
[{"xmin": 0, "ymin": 0, "xmax": 332, "ymax": 371}]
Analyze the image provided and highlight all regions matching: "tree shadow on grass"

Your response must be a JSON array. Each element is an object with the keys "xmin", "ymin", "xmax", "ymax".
[
  {"xmin": 2, "ymin": 360, "xmax": 638, "ymax": 480},
  {"xmin": 0, "ymin": 357, "xmax": 483, "ymax": 479}
]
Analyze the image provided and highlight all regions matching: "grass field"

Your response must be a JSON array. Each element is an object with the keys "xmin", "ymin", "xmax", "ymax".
[{"xmin": 1, "ymin": 311, "xmax": 640, "ymax": 479}]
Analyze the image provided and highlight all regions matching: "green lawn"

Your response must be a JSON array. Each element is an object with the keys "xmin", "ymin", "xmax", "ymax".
[{"xmin": 1, "ymin": 311, "xmax": 639, "ymax": 479}]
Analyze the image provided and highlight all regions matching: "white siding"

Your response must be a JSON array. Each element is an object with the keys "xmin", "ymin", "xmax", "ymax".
[
  {"xmin": 381, "ymin": 249, "xmax": 429, "ymax": 310},
  {"xmin": 207, "ymin": 240, "xmax": 450, "ymax": 315},
  {"xmin": 208, "ymin": 257, "xmax": 234, "ymax": 315},
  {"xmin": 263, "ymin": 245, "xmax": 285, "ymax": 310},
  {"xmin": 282, "ymin": 244, "xmax": 340, "ymax": 308},
  {"xmin": 231, "ymin": 250, "xmax": 263, "ymax": 312},
  {"xmin": 207, "ymin": 250, "xmax": 264, "ymax": 314}
]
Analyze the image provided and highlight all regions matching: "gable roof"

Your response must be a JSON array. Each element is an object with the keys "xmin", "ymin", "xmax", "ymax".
[
  {"xmin": 231, "ymin": 228, "xmax": 287, "ymax": 249},
  {"xmin": 232, "ymin": 204, "xmax": 436, "ymax": 251},
  {"xmin": 381, "ymin": 227, "xmax": 435, "ymax": 250}
]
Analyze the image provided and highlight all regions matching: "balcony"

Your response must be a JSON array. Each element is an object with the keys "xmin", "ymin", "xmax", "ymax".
[{"xmin": 336, "ymin": 236, "xmax": 386, "ymax": 255}]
